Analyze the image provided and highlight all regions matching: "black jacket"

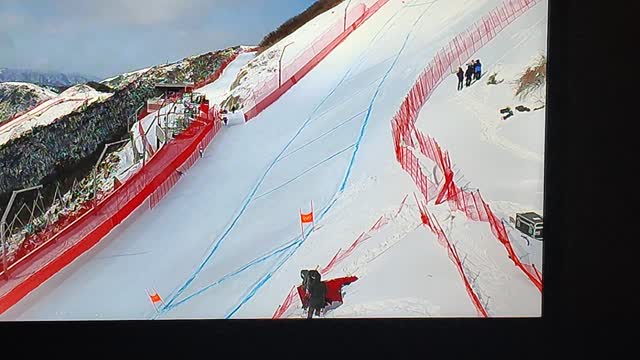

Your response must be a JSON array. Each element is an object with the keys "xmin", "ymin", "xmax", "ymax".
[
  {"xmin": 466, "ymin": 65, "xmax": 474, "ymax": 78},
  {"xmin": 308, "ymin": 281, "xmax": 327, "ymax": 309},
  {"xmin": 456, "ymin": 69, "xmax": 464, "ymax": 80}
]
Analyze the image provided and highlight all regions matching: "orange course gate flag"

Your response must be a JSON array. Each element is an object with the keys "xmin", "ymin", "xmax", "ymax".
[
  {"xmin": 150, "ymin": 292, "xmax": 162, "ymax": 303},
  {"xmin": 300, "ymin": 212, "xmax": 314, "ymax": 224}
]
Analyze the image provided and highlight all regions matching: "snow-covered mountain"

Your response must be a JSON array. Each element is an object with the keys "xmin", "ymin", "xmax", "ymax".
[
  {"xmin": 0, "ymin": 83, "xmax": 114, "ymax": 148},
  {"xmin": 0, "ymin": 46, "xmax": 241, "ymax": 198},
  {"xmin": 101, "ymin": 46, "xmax": 241, "ymax": 91},
  {"xmin": 0, "ymin": 68, "xmax": 99, "ymax": 87},
  {"xmin": 0, "ymin": 82, "xmax": 57, "ymax": 125},
  {"xmin": 100, "ymin": 67, "xmax": 153, "ymax": 90}
]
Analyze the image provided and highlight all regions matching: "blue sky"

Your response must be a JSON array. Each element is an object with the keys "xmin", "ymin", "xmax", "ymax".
[{"xmin": 0, "ymin": 0, "xmax": 316, "ymax": 79}]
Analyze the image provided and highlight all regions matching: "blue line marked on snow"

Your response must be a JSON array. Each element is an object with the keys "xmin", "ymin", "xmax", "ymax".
[
  {"xmin": 166, "ymin": 237, "xmax": 301, "ymax": 310},
  {"xmin": 158, "ymin": 1, "xmax": 416, "ymax": 318},
  {"xmin": 224, "ymin": 1, "xmax": 437, "ymax": 319},
  {"xmin": 254, "ymin": 143, "xmax": 356, "ymax": 201},
  {"xmin": 161, "ymin": 69, "xmax": 362, "ymax": 311},
  {"xmin": 277, "ymin": 109, "xmax": 366, "ymax": 162},
  {"xmin": 339, "ymin": 3, "xmax": 434, "ymax": 192}
]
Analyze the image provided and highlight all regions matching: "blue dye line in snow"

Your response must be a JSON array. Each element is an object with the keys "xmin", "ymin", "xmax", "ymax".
[
  {"xmin": 277, "ymin": 109, "xmax": 367, "ymax": 163},
  {"xmin": 254, "ymin": 143, "xmax": 356, "ymax": 201},
  {"xmin": 225, "ymin": 1, "xmax": 437, "ymax": 319},
  {"xmin": 166, "ymin": 238, "xmax": 301, "ymax": 310},
  {"xmin": 226, "ymin": 197, "xmax": 338, "ymax": 319},
  {"xmin": 161, "ymin": 63, "xmax": 363, "ymax": 311},
  {"xmin": 158, "ymin": 1, "xmax": 414, "ymax": 317},
  {"xmin": 339, "ymin": 3, "xmax": 434, "ymax": 192}
]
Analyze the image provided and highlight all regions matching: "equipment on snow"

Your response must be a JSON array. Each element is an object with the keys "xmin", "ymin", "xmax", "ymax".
[
  {"xmin": 500, "ymin": 106, "xmax": 514, "ymax": 120},
  {"xmin": 515, "ymin": 212, "xmax": 543, "ymax": 241}
]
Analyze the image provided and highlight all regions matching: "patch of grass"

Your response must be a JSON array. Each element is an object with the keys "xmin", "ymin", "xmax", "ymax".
[
  {"xmin": 515, "ymin": 55, "xmax": 547, "ymax": 100},
  {"xmin": 222, "ymin": 95, "xmax": 241, "ymax": 112},
  {"xmin": 230, "ymin": 69, "xmax": 248, "ymax": 91}
]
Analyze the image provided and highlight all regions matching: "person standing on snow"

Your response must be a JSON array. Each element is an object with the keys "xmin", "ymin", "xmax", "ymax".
[
  {"xmin": 456, "ymin": 67, "xmax": 464, "ymax": 90},
  {"xmin": 306, "ymin": 270, "xmax": 326, "ymax": 319},
  {"xmin": 465, "ymin": 62, "xmax": 475, "ymax": 87},
  {"xmin": 474, "ymin": 59, "xmax": 482, "ymax": 80}
]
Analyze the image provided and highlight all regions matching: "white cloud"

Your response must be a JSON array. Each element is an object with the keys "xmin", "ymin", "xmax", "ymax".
[{"xmin": 58, "ymin": 0, "xmax": 219, "ymax": 25}]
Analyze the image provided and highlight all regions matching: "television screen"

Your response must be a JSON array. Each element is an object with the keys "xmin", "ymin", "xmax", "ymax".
[{"xmin": 0, "ymin": 0, "xmax": 547, "ymax": 320}]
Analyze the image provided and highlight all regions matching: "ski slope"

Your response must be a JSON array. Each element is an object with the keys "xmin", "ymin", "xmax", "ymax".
[
  {"xmin": 1, "ymin": 0, "xmax": 544, "ymax": 320},
  {"xmin": 0, "ymin": 84, "xmax": 112, "ymax": 147}
]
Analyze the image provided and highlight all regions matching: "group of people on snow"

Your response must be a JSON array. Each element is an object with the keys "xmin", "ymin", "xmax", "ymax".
[{"xmin": 455, "ymin": 59, "xmax": 482, "ymax": 90}]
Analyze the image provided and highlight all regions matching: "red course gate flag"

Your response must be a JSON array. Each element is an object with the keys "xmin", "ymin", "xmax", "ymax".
[
  {"xmin": 299, "ymin": 200, "xmax": 315, "ymax": 239},
  {"xmin": 300, "ymin": 212, "xmax": 313, "ymax": 223},
  {"xmin": 146, "ymin": 288, "xmax": 165, "ymax": 312}
]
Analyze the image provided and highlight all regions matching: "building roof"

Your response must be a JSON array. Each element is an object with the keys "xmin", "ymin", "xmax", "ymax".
[{"xmin": 154, "ymin": 83, "xmax": 193, "ymax": 90}]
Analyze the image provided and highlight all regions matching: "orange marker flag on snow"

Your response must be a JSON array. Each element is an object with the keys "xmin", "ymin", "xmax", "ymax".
[
  {"xmin": 300, "ymin": 212, "xmax": 314, "ymax": 223},
  {"xmin": 150, "ymin": 292, "xmax": 162, "ymax": 304},
  {"xmin": 146, "ymin": 288, "xmax": 164, "ymax": 312},
  {"xmin": 299, "ymin": 200, "xmax": 315, "ymax": 240}
]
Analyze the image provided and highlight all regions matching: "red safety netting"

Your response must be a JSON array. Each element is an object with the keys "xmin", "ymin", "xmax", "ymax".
[
  {"xmin": 389, "ymin": 0, "xmax": 543, "ymax": 292},
  {"xmin": 0, "ymin": 50, "xmax": 240, "ymax": 313},
  {"xmin": 0, "ymin": 111, "xmax": 220, "ymax": 313},
  {"xmin": 272, "ymin": 194, "xmax": 409, "ymax": 319},
  {"xmin": 414, "ymin": 194, "xmax": 488, "ymax": 317},
  {"xmin": 244, "ymin": 0, "xmax": 389, "ymax": 121},
  {"xmin": 149, "ymin": 108, "xmax": 223, "ymax": 209}
]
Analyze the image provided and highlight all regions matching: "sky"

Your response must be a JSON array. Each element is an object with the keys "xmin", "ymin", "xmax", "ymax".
[{"xmin": 0, "ymin": 0, "xmax": 316, "ymax": 80}]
